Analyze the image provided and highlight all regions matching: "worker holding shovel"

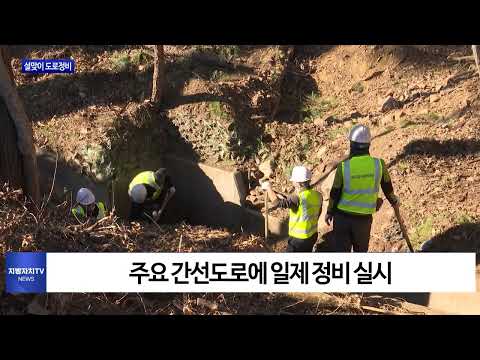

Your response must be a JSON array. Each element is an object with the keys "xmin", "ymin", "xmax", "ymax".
[
  {"xmin": 261, "ymin": 166, "xmax": 322, "ymax": 252},
  {"xmin": 128, "ymin": 168, "xmax": 176, "ymax": 222},
  {"xmin": 325, "ymin": 125, "xmax": 401, "ymax": 252}
]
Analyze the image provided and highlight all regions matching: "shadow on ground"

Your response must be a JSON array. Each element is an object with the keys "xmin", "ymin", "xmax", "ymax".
[
  {"xmin": 163, "ymin": 45, "xmax": 293, "ymax": 159},
  {"xmin": 423, "ymin": 222, "xmax": 480, "ymax": 264},
  {"xmin": 388, "ymin": 138, "xmax": 480, "ymax": 168},
  {"xmin": 18, "ymin": 45, "xmax": 269, "ymax": 163},
  {"xmin": 370, "ymin": 45, "xmax": 472, "ymax": 68},
  {"xmin": 18, "ymin": 69, "xmax": 152, "ymax": 122},
  {"xmin": 275, "ymin": 60, "xmax": 318, "ymax": 123},
  {"xmin": 273, "ymin": 46, "xmax": 338, "ymax": 124},
  {"xmin": 18, "ymin": 45, "xmax": 255, "ymax": 123}
]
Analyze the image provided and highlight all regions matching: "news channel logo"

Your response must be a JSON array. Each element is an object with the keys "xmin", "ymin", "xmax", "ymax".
[
  {"xmin": 21, "ymin": 59, "xmax": 75, "ymax": 74},
  {"xmin": 5, "ymin": 252, "xmax": 47, "ymax": 293}
]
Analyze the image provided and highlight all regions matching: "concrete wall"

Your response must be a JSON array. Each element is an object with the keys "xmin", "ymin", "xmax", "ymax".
[
  {"xmin": 164, "ymin": 154, "xmax": 288, "ymax": 237},
  {"xmin": 164, "ymin": 154, "xmax": 248, "ymax": 228},
  {"xmin": 165, "ymin": 155, "xmax": 248, "ymax": 206}
]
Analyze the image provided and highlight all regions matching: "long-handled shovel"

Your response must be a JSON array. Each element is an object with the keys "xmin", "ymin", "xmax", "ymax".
[
  {"xmin": 263, "ymin": 190, "xmax": 273, "ymax": 252},
  {"xmin": 393, "ymin": 204, "xmax": 415, "ymax": 253},
  {"xmin": 258, "ymin": 184, "xmax": 277, "ymax": 252},
  {"xmin": 264, "ymin": 190, "xmax": 269, "ymax": 242}
]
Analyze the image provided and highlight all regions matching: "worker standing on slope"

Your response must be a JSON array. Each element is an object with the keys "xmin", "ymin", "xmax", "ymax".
[
  {"xmin": 325, "ymin": 125, "xmax": 400, "ymax": 252},
  {"xmin": 72, "ymin": 187, "xmax": 107, "ymax": 221},
  {"xmin": 128, "ymin": 168, "xmax": 176, "ymax": 222},
  {"xmin": 262, "ymin": 166, "xmax": 322, "ymax": 252}
]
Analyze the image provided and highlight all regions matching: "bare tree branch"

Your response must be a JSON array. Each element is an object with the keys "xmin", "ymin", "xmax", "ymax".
[{"xmin": 151, "ymin": 45, "xmax": 165, "ymax": 103}]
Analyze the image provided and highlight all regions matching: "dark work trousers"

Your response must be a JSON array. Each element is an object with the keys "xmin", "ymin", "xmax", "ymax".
[
  {"xmin": 286, "ymin": 233, "xmax": 318, "ymax": 252},
  {"xmin": 332, "ymin": 211, "xmax": 373, "ymax": 252},
  {"xmin": 129, "ymin": 200, "xmax": 162, "ymax": 222}
]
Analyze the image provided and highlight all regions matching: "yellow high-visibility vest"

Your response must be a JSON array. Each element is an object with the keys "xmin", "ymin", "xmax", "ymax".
[
  {"xmin": 96, "ymin": 202, "xmax": 106, "ymax": 219},
  {"xmin": 128, "ymin": 171, "xmax": 163, "ymax": 200},
  {"xmin": 72, "ymin": 202, "xmax": 106, "ymax": 220},
  {"xmin": 337, "ymin": 155, "xmax": 382, "ymax": 215},
  {"xmin": 289, "ymin": 189, "xmax": 322, "ymax": 239}
]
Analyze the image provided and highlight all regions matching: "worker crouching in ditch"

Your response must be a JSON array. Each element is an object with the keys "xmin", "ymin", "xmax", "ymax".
[
  {"xmin": 262, "ymin": 166, "xmax": 322, "ymax": 252},
  {"xmin": 128, "ymin": 168, "xmax": 176, "ymax": 222},
  {"xmin": 325, "ymin": 125, "xmax": 400, "ymax": 252},
  {"xmin": 72, "ymin": 187, "xmax": 107, "ymax": 221}
]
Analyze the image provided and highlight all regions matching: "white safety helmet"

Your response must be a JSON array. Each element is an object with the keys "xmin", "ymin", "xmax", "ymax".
[
  {"xmin": 290, "ymin": 166, "xmax": 312, "ymax": 183},
  {"xmin": 76, "ymin": 188, "xmax": 95, "ymax": 206},
  {"xmin": 129, "ymin": 184, "xmax": 147, "ymax": 204},
  {"xmin": 348, "ymin": 124, "xmax": 371, "ymax": 144}
]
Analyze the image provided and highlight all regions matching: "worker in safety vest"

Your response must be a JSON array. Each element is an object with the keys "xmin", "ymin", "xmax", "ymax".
[
  {"xmin": 128, "ymin": 168, "xmax": 176, "ymax": 222},
  {"xmin": 72, "ymin": 187, "xmax": 107, "ymax": 221},
  {"xmin": 325, "ymin": 125, "xmax": 400, "ymax": 252},
  {"xmin": 262, "ymin": 166, "xmax": 322, "ymax": 252}
]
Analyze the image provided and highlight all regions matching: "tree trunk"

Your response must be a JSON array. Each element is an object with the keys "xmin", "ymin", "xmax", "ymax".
[
  {"xmin": 0, "ymin": 98, "xmax": 24, "ymax": 189},
  {"xmin": 0, "ymin": 47, "xmax": 15, "ymax": 85},
  {"xmin": 151, "ymin": 45, "xmax": 165, "ymax": 103},
  {"xmin": 473, "ymin": 45, "xmax": 480, "ymax": 78},
  {"xmin": 0, "ymin": 49, "xmax": 40, "ymax": 205}
]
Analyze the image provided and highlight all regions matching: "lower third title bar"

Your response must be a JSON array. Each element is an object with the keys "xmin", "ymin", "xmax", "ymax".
[{"xmin": 5, "ymin": 252, "xmax": 476, "ymax": 293}]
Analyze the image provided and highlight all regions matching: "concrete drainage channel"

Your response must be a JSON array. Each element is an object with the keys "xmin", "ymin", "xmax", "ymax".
[{"xmin": 36, "ymin": 150, "xmax": 287, "ymax": 239}]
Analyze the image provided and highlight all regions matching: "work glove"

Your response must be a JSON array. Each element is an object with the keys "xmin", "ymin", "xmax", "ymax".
[
  {"xmin": 325, "ymin": 213, "xmax": 333, "ymax": 226},
  {"xmin": 260, "ymin": 181, "xmax": 271, "ymax": 191},
  {"xmin": 152, "ymin": 210, "xmax": 161, "ymax": 221}
]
